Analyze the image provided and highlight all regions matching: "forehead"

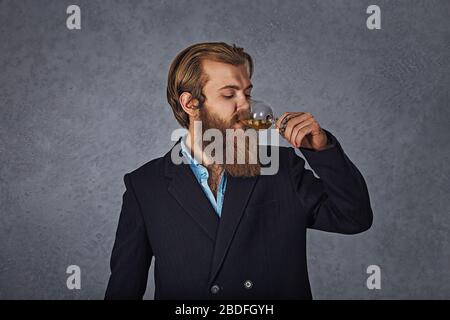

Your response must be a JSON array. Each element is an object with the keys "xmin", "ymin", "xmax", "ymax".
[{"xmin": 201, "ymin": 59, "xmax": 251, "ymax": 90}]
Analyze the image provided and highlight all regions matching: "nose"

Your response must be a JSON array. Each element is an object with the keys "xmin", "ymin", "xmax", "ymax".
[
  {"xmin": 237, "ymin": 95, "xmax": 251, "ymax": 114},
  {"xmin": 236, "ymin": 105, "xmax": 251, "ymax": 124}
]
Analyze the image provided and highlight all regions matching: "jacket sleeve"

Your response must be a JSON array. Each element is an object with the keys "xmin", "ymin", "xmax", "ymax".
[
  {"xmin": 287, "ymin": 129, "xmax": 373, "ymax": 234},
  {"xmin": 105, "ymin": 173, "xmax": 153, "ymax": 299}
]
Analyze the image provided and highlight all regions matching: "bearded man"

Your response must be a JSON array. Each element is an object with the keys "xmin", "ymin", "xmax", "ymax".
[{"xmin": 105, "ymin": 42, "xmax": 373, "ymax": 300}]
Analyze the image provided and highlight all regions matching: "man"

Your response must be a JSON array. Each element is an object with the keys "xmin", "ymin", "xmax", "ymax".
[{"xmin": 105, "ymin": 42, "xmax": 373, "ymax": 300}]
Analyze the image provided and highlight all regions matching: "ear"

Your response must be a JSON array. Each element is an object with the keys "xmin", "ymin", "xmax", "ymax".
[{"xmin": 179, "ymin": 92, "xmax": 200, "ymax": 118}]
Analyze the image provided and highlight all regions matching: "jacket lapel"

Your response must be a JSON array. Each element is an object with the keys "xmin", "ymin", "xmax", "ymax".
[
  {"xmin": 208, "ymin": 173, "xmax": 258, "ymax": 284},
  {"xmin": 165, "ymin": 139, "xmax": 219, "ymax": 242}
]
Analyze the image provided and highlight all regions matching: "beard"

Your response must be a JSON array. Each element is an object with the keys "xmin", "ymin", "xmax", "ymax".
[{"xmin": 198, "ymin": 106, "xmax": 261, "ymax": 177}]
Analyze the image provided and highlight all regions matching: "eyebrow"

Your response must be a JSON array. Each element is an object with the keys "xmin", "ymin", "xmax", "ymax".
[{"xmin": 218, "ymin": 84, "xmax": 253, "ymax": 91}]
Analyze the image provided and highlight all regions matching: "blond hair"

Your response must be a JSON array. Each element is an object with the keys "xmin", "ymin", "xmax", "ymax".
[{"xmin": 166, "ymin": 42, "xmax": 254, "ymax": 128}]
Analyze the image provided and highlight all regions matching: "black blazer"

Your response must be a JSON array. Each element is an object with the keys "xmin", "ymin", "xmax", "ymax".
[{"xmin": 105, "ymin": 129, "xmax": 373, "ymax": 300}]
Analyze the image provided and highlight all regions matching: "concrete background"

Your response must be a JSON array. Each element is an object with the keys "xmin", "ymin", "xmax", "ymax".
[{"xmin": 0, "ymin": 0, "xmax": 449, "ymax": 299}]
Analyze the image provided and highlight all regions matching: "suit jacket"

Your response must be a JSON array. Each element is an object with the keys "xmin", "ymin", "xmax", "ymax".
[{"xmin": 104, "ymin": 129, "xmax": 373, "ymax": 300}]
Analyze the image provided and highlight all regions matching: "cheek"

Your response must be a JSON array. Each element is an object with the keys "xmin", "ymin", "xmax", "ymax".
[{"xmin": 210, "ymin": 100, "xmax": 236, "ymax": 119}]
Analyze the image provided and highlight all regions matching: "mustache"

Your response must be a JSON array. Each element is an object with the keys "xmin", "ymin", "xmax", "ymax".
[
  {"xmin": 232, "ymin": 109, "xmax": 251, "ymax": 125},
  {"xmin": 199, "ymin": 106, "xmax": 251, "ymax": 130}
]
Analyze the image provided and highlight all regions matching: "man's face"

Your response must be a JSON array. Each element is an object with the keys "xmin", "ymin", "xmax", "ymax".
[
  {"xmin": 199, "ymin": 59, "xmax": 253, "ymax": 129},
  {"xmin": 194, "ymin": 59, "xmax": 261, "ymax": 177}
]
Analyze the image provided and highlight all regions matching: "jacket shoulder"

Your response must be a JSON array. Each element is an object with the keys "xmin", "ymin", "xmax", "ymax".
[{"xmin": 125, "ymin": 154, "xmax": 167, "ymax": 183}]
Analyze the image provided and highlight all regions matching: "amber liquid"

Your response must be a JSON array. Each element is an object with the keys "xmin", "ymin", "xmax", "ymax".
[{"xmin": 242, "ymin": 119, "xmax": 273, "ymax": 130}]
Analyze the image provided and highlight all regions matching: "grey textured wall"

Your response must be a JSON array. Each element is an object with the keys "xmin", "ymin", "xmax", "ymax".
[{"xmin": 0, "ymin": 0, "xmax": 449, "ymax": 299}]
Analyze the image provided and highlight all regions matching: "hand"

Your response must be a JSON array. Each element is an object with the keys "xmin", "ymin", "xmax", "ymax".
[{"xmin": 275, "ymin": 112, "xmax": 328, "ymax": 151}]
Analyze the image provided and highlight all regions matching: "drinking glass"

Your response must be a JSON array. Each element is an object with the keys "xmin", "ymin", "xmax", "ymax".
[{"xmin": 243, "ymin": 99, "xmax": 279, "ymax": 130}]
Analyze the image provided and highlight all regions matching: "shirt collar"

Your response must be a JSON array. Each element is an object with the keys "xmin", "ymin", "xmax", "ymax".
[{"xmin": 180, "ymin": 134, "xmax": 201, "ymax": 167}]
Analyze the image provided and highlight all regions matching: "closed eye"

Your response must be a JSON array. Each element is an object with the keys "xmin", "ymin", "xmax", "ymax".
[{"xmin": 223, "ymin": 94, "xmax": 252, "ymax": 99}]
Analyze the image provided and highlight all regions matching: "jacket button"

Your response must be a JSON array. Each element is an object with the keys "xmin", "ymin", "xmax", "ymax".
[
  {"xmin": 210, "ymin": 284, "xmax": 220, "ymax": 294},
  {"xmin": 244, "ymin": 280, "xmax": 253, "ymax": 289}
]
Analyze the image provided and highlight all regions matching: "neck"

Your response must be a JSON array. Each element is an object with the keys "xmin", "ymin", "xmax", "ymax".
[
  {"xmin": 185, "ymin": 130, "xmax": 224, "ymax": 197},
  {"xmin": 185, "ymin": 130, "xmax": 214, "ymax": 167}
]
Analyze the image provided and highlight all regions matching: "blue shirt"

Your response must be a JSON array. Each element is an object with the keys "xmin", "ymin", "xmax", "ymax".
[{"xmin": 180, "ymin": 135, "xmax": 227, "ymax": 217}]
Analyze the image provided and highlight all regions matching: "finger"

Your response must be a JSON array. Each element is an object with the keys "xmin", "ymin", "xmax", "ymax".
[
  {"xmin": 283, "ymin": 113, "xmax": 313, "ymax": 142},
  {"xmin": 276, "ymin": 111, "xmax": 307, "ymax": 130},
  {"xmin": 289, "ymin": 118, "xmax": 315, "ymax": 144},
  {"xmin": 294, "ymin": 112, "xmax": 314, "ymax": 125},
  {"xmin": 293, "ymin": 124, "xmax": 315, "ymax": 148},
  {"xmin": 275, "ymin": 112, "xmax": 292, "ymax": 129}
]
